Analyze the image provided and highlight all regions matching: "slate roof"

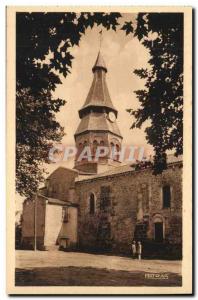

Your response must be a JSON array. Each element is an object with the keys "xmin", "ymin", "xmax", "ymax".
[
  {"xmin": 75, "ymin": 112, "xmax": 122, "ymax": 138},
  {"xmin": 92, "ymin": 51, "xmax": 107, "ymax": 73},
  {"xmin": 79, "ymin": 51, "xmax": 117, "ymax": 115}
]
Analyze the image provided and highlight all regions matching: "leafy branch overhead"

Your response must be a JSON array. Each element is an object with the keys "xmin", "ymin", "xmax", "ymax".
[
  {"xmin": 122, "ymin": 13, "xmax": 183, "ymax": 173},
  {"xmin": 16, "ymin": 12, "xmax": 183, "ymax": 197},
  {"xmin": 121, "ymin": 21, "xmax": 133, "ymax": 35},
  {"xmin": 16, "ymin": 12, "xmax": 121, "ymax": 197}
]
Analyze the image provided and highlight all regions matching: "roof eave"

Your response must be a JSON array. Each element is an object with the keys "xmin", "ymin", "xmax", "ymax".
[
  {"xmin": 79, "ymin": 105, "xmax": 118, "ymax": 119},
  {"xmin": 74, "ymin": 129, "xmax": 123, "ymax": 140}
]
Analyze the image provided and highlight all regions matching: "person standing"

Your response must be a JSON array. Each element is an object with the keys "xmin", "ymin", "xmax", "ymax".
[
  {"xmin": 137, "ymin": 241, "xmax": 142, "ymax": 260},
  {"xmin": 131, "ymin": 240, "xmax": 137, "ymax": 259}
]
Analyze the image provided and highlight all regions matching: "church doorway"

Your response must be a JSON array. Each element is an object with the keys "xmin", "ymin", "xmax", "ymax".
[{"xmin": 154, "ymin": 222, "xmax": 163, "ymax": 242}]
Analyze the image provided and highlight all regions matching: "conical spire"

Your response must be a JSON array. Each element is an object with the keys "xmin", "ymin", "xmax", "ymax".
[
  {"xmin": 79, "ymin": 51, "xmax": 117, "ymax": 119},
  {"xmin": 92, "ymin": 51, "xmax": 107, "ymax": 73}
]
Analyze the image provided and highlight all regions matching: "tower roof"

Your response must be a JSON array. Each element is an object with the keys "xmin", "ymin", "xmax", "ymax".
[
  {"xmin": 79, "ymin": 51, "xmax": 117, "ymax": 118},
  {"xmin": 74, "ymin": 112, "xmax": 122, "ymax": 138},
  {"xmin": 92, "ymin": 51, "xmax": 107, "ymax": 73}
]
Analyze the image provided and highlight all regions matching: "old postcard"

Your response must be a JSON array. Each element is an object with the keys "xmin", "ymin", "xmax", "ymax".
[{"xmin": 7, "ymin": 6, "xmax": 192, "ymax": 295}]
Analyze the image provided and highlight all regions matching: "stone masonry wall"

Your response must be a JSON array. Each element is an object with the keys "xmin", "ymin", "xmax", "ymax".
[
  {"xmin": 75, "ymin": 163, "xmax": 182, "ymax": 255},
  {"xmin": 46, "ymin": 167, "xmax": 78, "ymax": 202}
]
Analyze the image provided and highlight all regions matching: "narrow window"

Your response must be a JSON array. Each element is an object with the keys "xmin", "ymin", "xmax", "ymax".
[
  {"xmin": 82, "ymin": 141, "xmax": 88, "ymax": 161},
  {"xmin": 110, "ymin": 142, "xmax": 114, "ymax": 159},
  {"xmin": 115, "ymin": 144, "xmax": 120, "ymax": 161},
  {"xmin": 163, "ymin": 185, "xmax": 171, "ymax": 208},
  {"xmin": 77, "ymin": 143, "xmax": 83, "ymax": 158},
  {"xmin": 62, "ymin": 207, "xmax": 69, "ymax": 223},
  {"xmin": 93, "ymin": 140, "xmax": 98, "ymax": 157},
  {"xmin": 99, "ymin": 140, "xmax": 105, "ymax": 158},
  {"xmin": 89, "ymin": 193, "xmax": 95, "ymax": 214}
]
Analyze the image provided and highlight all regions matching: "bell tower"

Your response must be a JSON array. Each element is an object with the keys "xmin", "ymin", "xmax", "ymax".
[{"xmin": 74, "ymin": 51, "xmax": 123, "ymax": 174}]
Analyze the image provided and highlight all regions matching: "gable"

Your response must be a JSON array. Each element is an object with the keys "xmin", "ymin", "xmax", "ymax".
[{"xmin": 47, "ymin": 167, "xmax": 78, "ymax": 181}]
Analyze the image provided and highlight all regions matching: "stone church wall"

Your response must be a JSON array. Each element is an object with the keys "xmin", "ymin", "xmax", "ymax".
[
  {"xmin": 76, "ymin": 163, "xmax": 182, "ymax": 256},
  {"xmin": 46, "ymin": 167, "xmax": 78, "ymax": 202}
]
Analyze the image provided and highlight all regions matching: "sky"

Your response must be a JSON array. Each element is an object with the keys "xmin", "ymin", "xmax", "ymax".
[
  {"xmin": 53, "ymin": 13, "xmax": 153, "ymax": 162},
  {"xmin": 16, "ymin": 13, "xmax": 154, "ymax": 210}
]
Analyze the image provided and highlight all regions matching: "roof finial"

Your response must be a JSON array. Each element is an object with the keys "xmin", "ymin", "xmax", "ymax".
[
  {"xmin": 92, "ymin": 31, "xmax": 107, "ymax": 73},
  {"xmin": 99, "ymin": 29, "xmax": 103, "ymax": 51}
]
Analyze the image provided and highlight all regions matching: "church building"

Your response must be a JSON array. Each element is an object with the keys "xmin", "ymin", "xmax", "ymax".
[{"xmin": 21, "ymin": 52, "xmax": 183, "ymax": 258}]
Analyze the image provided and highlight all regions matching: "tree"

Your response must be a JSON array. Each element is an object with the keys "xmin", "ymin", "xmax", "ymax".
[
  {"xmin": 16, "ymin": 12, "xmax": 121, "ymax": 197},
  {"xmin": 122, "ymin": 13, "xmax": 183, "ymax": 173}
]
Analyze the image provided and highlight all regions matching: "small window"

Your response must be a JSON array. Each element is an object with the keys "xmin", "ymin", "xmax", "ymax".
[
  {"xmin": 76, "ymin": 143, "xmax": 83, "ymax": 161},
  {"xmin": 78, "ymin": 142, "xmax": 83, "ymax": 151},
  {"xmin": 89, "ymin": 193, "xmax": 95, "ymax": 214},
  {"xmin": 115, "ymin": 144, "xmax": 120, "ymax": 161},
  {"xmin": 110, "ymin": 142, "xmax": 114, "ymax": 160},
  {"xmin": 99, "ymin": 141, "xmax": 105, "ymax": 157},
  {"xmin": 82, "ymin": 141, "xmax": 88, "ymax": 161},
  {"xmin": 93, "ymin": 140, "xmax": 98, "ymax": 156},
  {"xmin": 163, "ymin": 185, "xmax": 171, "ymax": 208},
  {"xmin": 62, "ymin": 207, "xmax": 69, "ymax": 223}
]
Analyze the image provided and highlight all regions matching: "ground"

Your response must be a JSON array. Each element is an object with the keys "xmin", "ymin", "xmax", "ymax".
[{"xmin": 15, "ymin": 250, "xmax": 182, "ymax": 286}]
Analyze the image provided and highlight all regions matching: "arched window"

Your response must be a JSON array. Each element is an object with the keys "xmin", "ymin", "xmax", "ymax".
[
  {"xmin": 89, "ymin": 193, "xmax": 95, "ymax": 215},
  {"xmin": 110, "ymin": 142, "xmax": 114, "ymax": 159},
  {"xmin": 99, "ymin": 140, "xmax": 105, "ymax": 158},
  {"xmin": 93, "ymin": 140, "xmax": 98, "ymax": 157},
  {"xmin": 82, "ymin": 141, "xmax": 88, "ymax": 161},
  {"xmin": 77, "ymin": 143, "xmax": 83, "ymax": 160},
  {"xmin": 110, "ymin": 142, "xmax": 114, "ymax": 149},
  {"xmin": 162, "ymin": 185, "xmax": 171, "ymax": 208},
  {"xmin": 115, "ymin": 144, "xmax": 120, "ymax": 161}
]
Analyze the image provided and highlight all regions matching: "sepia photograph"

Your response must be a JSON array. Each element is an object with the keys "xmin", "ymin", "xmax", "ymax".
[{"xmin": 6, "ymin": 6, "xmax": 192, "ymax": 295}]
